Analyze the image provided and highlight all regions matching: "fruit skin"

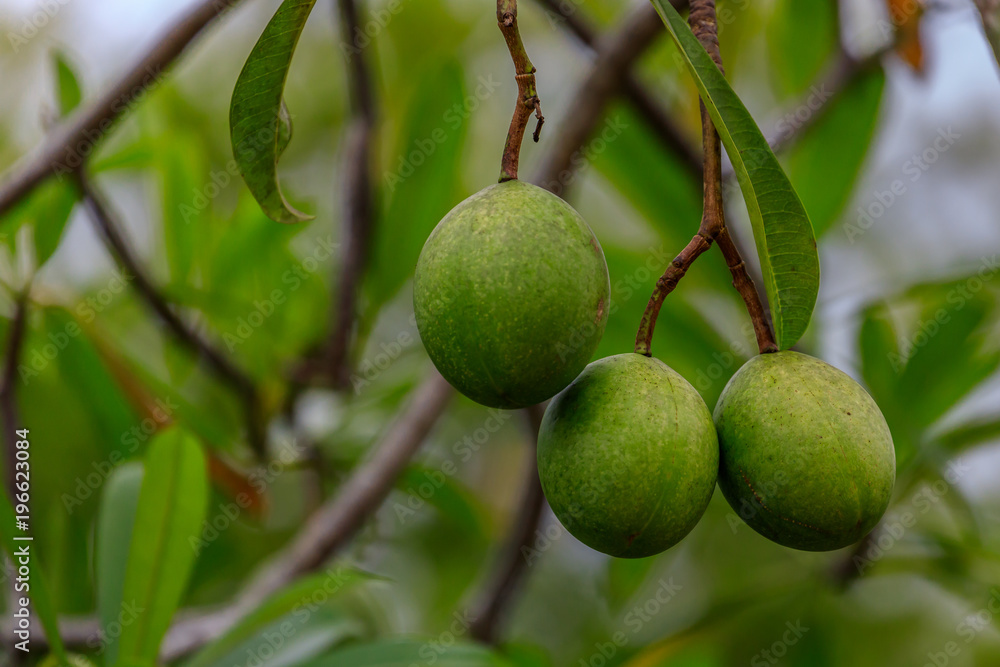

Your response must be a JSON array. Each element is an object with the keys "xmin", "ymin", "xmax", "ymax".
[
  {"xmin": 537, "ymin": 353, "xmax": 719, "ymax": 558},
  {"xmin": 714, "ymin": 351, "xmax": 896, "ymax": 552},
  {"xmin": 414, "ymin": 180, "xmax": 610, "ymax": 409}
]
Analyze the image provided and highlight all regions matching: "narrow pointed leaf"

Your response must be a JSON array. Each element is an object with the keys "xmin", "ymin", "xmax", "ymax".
[
  {"xmin": 649, "ymin": 0, "xmax": 821, "ymax": 349},
  {"xmin": 96, "ymin": 463, "xmax": 144, "ymax": 666},
  {"xmin": 230, "ymin": 0, "xmax": 317, "ymax": 224},
  {"xmin": 115, "ymin": 428, "xmax": 208, "ymax": 667}
]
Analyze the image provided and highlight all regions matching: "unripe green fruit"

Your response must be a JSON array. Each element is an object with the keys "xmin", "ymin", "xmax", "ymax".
[
  {"xmin": 537, "ymin": 354, "xmax": 719, "ymax": 558},
  {"xmin": 414, "ymin": 180, "xmax": 610, "ymax": 409},
  {"xmin": 714, "ymin": 351, "xmax": 896, "ymax": 551}
]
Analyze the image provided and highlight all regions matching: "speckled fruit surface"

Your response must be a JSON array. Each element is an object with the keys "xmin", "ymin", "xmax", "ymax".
[
  {"xmin": 715, "ymin": 351, "xmax": 896, "ymax": 552},
  {"xmin": 414, "ymin": 180, "xmax": 610, "ymax": 409},
  {"xmin": 537, "ymin": 353, "xmax": 719, "ymax": 558}
]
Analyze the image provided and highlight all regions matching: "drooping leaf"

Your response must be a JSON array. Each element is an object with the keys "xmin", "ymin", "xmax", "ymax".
[
  {"xmin": 366, "ymin": 59, "xmax": 467, "ymax": 313},
  {"xmin": 116, "ymin": 428, "xmax": 208, "ymax": 667},
  {"xmin": 184, "ymin": 568, "xmax": 375, "ymax": 667},
  {"xmin": 649, "ymin": 0, "xmax": 821, "ymax": 350},
  {"xmin": 96, "ymin": 463, "xmax": 144, "ymax": 666},
  {"xmin": 0, "ymin": 486, "xmax": 68, "ymax": 663},
  {"xmin": 230, "ymin": 0, "xmax": 317, "ymax": 224},
  {"xmin": 767, "ymin": 0, "xmax": 839, "ymax": 96},
  {"xmin": 785, "ymin": 67, "xmax": 886, "ymax": 237},
  {"xmin": 0, "ymin": 181, "xmax": 77, "ymax": 268}
]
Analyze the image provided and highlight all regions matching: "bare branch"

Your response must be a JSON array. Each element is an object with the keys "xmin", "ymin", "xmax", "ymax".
[
  {"xmin": 0, "ymin": 0, "xmax": 244, "ymax": 218},
  {"xmin": 75, "ymin": 173, "xmax": 267, "ymax": 460},
  {"xmin": 533, "ymin": 3, "xmax": 666, "ymax": 191},
  {"xmin": 498, "ymin": 0, "xmax": 545, "ymax": 182},
  {"xmin": 326, "ymin": 0, "xmax": 379, "ymax": 388},
  {"xmin": 468, "ymin": 403, "xmax": 546, "ymax": 644},
  {"xmin": 532, "ymin": 0, "xmax": 701, "ymax": 178}
]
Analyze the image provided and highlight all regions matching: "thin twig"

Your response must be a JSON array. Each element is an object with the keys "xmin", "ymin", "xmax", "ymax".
[
  {"xmin": 468, "ymin": 403, "xmax": 546, "ymax": 644},
  {"xmin": 75, "ymin": 173, "xmax": 267, "ymax": 460},
  {"xmin": 635, "ymin": 0, "xmax": 776, "ymax": 357},
  {"xmin": 497, "ymin": 0, "xmax": 545, "ymax": 182},
  {"xmin": 532, "ymin": 0, "xmax": 701, "ymax": 178},
  {"xmin": 326, "ymin": 0, "xmax": 378, "ymax": 388},
  {"xmin": 0, "ymin": 0, "xmax": 243, "ymax": 218},
  {"xmin": 533, "ymin": 3, "xmax": 666, "ymax": 191}
]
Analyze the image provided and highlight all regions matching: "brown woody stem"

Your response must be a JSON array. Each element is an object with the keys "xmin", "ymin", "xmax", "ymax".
[
  {"xmin": 498, "ymin": 0, "xmax": 544, "ymax": 182},
  {"xmin": 635, "ymin": 0, "xmax": 776, "ymax": 357}
]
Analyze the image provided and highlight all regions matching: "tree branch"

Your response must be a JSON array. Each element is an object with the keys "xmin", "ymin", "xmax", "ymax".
[
  {"xmin": 532, "ymin": 0, "xmax": 701, "ymax": 178},
  {"xmin": 0, "ymin": 295, "xmax": 28, "ymax": 500},
  {"xmin": 158, "ymin": 371, "xmax": 452, "ymax": 660},
  {"xmin": 533, "ymin": 3, "xmax": 667, "ymax": 191},
  {"xmin": 498, "ymin": 0, "xmax": 545, "ymax": 182},
  {"xmin": 75, "ymin": 172, "xmax": 268, "ymax": 460},
  {"xmin": 468, "ymin": 403, "xmax": 546, "ymax": 644},
  {"xmin": 635, "ymin": 0, "xmax": 776, "ymax": 357},
  {"xmin": 326, "ymin": 0, "xmax": 379, "ymax": 388},
  {"xmin": 0, "ymin": 0, "xmax": 244, "ymax": 218}
]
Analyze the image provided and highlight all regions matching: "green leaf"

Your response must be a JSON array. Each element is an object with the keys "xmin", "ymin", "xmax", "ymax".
[
  {"xmin": 229, "ymin": 0, "xmax": 317, "ymax": 224},
  {"xmin": 116, "ymin": 428, "xmax": 208, "ymax": 667},
  {"xmin": 96, "ymin": 463, "xmax": 144, "ymax": 665},
  {"xmin": 53, "ymin": 52, "xmax": 83, "ymax": 116},
  {"xmin": 185, "ymin": 569, "xmax": 374, "ymax": 667},
  {"xmin": 767, "ymin": 0, "xmax": 838, "ymax": 96},
  {"xmin": 0, "ymin": 181, "xmax": 77, "ymax": 269},
  {"xmin": 785, "ymin": 67, "xmax": 885, "ymax": 237},
  {"xmin": 895, "ymin": 296, "xmax": 1000, "ymax": 431},
  {"xmin": 303, "ymin": 639, "xmax": 514, "ymax": 667},
  {"xmin": 367, "ymin": 58, "xmax": 468, "ymax": 312},
  {"xmin": 938, "ymin": 418, "xmax": 1000, "ymax": 453},
  {"xmin": 0, "ymin": 488, "xmax": 68, "ymax": 663},
  {"xmin": 649, "ymin": 0, "xmax": 821, "ymax": 350}
]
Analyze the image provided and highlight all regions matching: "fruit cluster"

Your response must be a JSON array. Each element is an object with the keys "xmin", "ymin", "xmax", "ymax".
[{"xmin": 415, "ymin": 183, "xmax": 896, "ymax": 558}]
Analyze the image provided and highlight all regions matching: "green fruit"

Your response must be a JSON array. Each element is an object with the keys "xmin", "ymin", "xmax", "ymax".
[
  {"xmin": 414, "ymin": 180, "xmax": 610, "ymax": 409},
  {"xmin": 537, "ymin": 353, "xmax": 719, "ymax": 558},
  {"xmin": 714, "ymin": 351, "xmax": 896, "ymax": 551}
]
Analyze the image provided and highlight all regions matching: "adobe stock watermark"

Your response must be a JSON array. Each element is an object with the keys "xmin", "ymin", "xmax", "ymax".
[
  {"xmin": 229, "ymin": 566, "xmax": 363, "ymax": 667},
  {"xmin": 577, "ymin": 578, "xmax": 683, "ymax": 667},
  {"xmin": 539, "ymin": 114, "xmax": 629, "ymax": 196},
  {"xmin": 339, "ymin": 0, "xmax": 410, "ymax": 61},
  {"xmin": 190, "ymin": 437, "xmax": 307, "ymax": 555},
  {"xmin": 852, "ymin": 459, "xmax": 970, "ymax": 576},
  {"xmin": 51, "ymin": 66, "xmax": 164, "ymax": 178},
  {"xmin": 392, "ymin": 409, "xmax": 514, "ymax": 524},
  {"xmin": 383, "ymin": 74, "xmax": 502, "ymax": 194},
  {"xmin": 6, "ymin": 0, "xmax": 72, "ymax": 53},
  {"xmin": 844, "ymin": 126, "xmax": 961, "ymax": 244},
  {"xmin": 61, "ymin": 396, "xmax": 179, "ymax": 514},
  {"xmin": 888, "ymin": 254, "xmax": 998, "ymax": 372},
  {"xmin": 750, "ymin": 620, "xmax": 809, "ymax": 666},
  {"xmin": 223, "ymin": 235, "xmax": 339, "ymax": 351},
  {"xmin": 17, "ymin": 267, "xmax": 133, "ymax": 385},
  {"xmin": 921, "ymin": 588, "xmax": 1000, "ymax": 667},
  {"xmin": 85, "ymin": 599, "xmax": 144, "ymax": 656}
]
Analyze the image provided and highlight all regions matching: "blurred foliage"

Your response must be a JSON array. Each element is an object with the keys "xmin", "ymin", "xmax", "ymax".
[{"xmin": 0, "ymin": 0, "xmax": 997, "ymax": 666}]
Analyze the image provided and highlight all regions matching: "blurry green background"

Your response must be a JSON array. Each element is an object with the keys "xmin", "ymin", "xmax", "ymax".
[{"xmin": 1, "ymin": 0, "xmax": 1000, "ymax": 665}]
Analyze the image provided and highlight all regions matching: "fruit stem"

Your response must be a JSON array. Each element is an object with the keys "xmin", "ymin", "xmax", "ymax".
[
  {"xmin": 497, "ymin": 0, "xmax": 544, "ymax": 182},
  {"xmin": 634, "ymin": 0, "xmax": 777, "ymax": 357}
]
